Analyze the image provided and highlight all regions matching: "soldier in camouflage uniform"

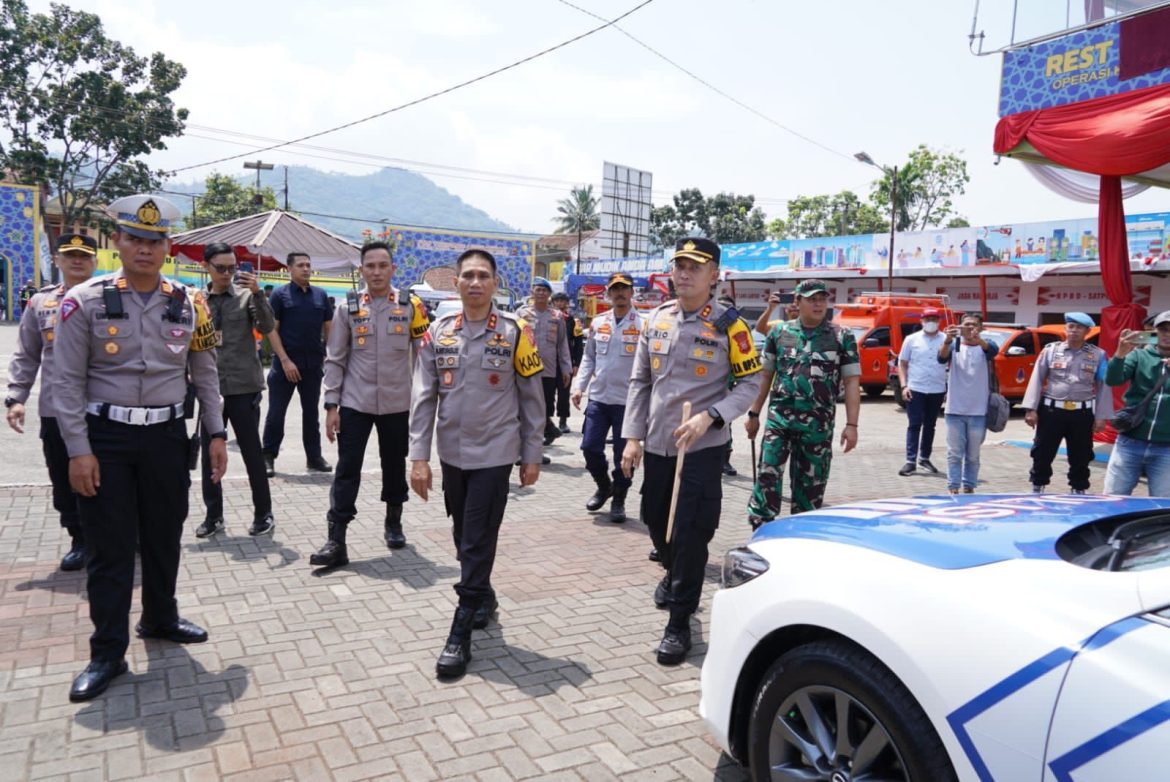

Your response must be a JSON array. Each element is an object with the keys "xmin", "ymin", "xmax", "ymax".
[{"xmin": 745, "ymin": 279, "xmax": 860, "ymax": 527}]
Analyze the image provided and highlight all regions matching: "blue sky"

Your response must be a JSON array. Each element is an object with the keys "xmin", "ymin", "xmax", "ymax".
[{"xmin": 23, "ymin": 0, "xmax": 1170, "ymax": 233}]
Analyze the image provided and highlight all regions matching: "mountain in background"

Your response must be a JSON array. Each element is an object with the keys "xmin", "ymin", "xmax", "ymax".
[{"xmin": 168, "ymin": 165, "xmax": 518, "ymax": 240}]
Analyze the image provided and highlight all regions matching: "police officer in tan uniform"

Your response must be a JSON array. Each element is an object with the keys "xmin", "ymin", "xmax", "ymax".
[
  {"xmin": 517, "ymin": 277, "xmax": 572, "ymax": 454},
  {"xmin": 1022, "ymin": 311, "xmax": 1111, "ymax": 493},
  {"xmin": 621, "ymin": 237, "xmax": 762, "ymax": 665},
  {"xmin": 53, "ymin": 195, "xmax": 228, "ymax": 702},
  {"xmin": 410, "ymin": 249, "xmax": 544, "ymax": 678},
  {"xmin": 6, "ymin": 233, "xmax": 98, "ymax": 570},
  {"xmin": 570, "ymin": 272, "xmax": 642, "ymax": 522},
  {"xmin": 310, "ymin": 241, "xmax": 429, "ymax": 568}
]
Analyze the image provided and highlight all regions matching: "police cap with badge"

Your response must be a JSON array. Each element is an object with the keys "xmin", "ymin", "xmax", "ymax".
[
  {"xmin": 607, "ymin": 272, "xmax": 633, "ymax": 289},
  {"xmin": 55, "ymin": 233, "xmax": 98, "ymax": 256},
  {"xmin": 671, "ymin": 237, "xmax": 720, "ymax": 265},
  {"xmin": 107, "ymin": 194, "xmax": 182, "ymax": 238}
]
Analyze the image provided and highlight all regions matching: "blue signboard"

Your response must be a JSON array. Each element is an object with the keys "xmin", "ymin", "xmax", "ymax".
[
  {"xmin": 999, "ymin": 20, "xmax": 1170, "ymax": 116},
  {"xmin": 385, "ymin": 227, "xmax": 535, "ymax": 300},
  {"xmin": 0, "ymin": 183, "xmax": 41, "ymax": 320}
]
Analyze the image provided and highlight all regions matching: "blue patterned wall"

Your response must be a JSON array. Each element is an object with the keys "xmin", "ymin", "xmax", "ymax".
[
  {"xmin": 385, "ymin": 226, "xmax": 535, "ymax": 300},
  {"xmin": 0, "ymin": 183, "xmax": 41, "ymax": 320}
]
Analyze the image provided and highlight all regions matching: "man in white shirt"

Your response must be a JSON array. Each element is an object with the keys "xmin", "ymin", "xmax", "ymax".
[{"xmin": 896, "ymin": 307, "xmax": 948, "ymax": 476}]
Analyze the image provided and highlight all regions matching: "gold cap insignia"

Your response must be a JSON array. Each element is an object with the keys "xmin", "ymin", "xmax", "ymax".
[
  {"xmin": 683, "ymin": 240, "xmax": 696, "ymax": 252},
  {"xmin": 137, "ymin": 200, "xmax": 161, "ymax": 226},
  {"xmin": 69, "ymin": 236, "xmax": 84, "ymax": 247}
]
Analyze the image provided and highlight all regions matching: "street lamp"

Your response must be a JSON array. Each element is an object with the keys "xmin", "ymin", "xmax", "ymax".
[
  {"xmin": 855, "ymin": 151, "xmax": 897, "ymax": 294},
  {"xmin": 243, "ymin": 160, "xmax": 274, "ymax": 206}
]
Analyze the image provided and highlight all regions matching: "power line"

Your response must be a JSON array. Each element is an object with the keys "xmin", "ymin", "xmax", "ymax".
[
  {"xmin": 166, "ymin": 0, "xmax": 658, "ymax": 175},
  {"xmin": 554, "ymin": 0, "xmax": 853, "ymax": 163}
]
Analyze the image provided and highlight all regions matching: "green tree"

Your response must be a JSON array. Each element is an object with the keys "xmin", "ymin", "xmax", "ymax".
[
  {"xmin": 552, "ymin": 184, "xmax": 600, "ymax": 234},
  {"xmin": 770, "ymin": 190, "xmax": 888, "ymax": 239},
  {"xmin": 869, "ymin": 145, "xmax": 969, "ymax": 232},
  {"xmin": 650, "ymin": 188, "xmax": 767, "ymax": 249},
  {"xmin": 0, "ymin": 0, "xmax": 188, "ymax": 231},
  {"xmin": 188, "ymin": 173, "xmax": 277, "ymax": 229}
]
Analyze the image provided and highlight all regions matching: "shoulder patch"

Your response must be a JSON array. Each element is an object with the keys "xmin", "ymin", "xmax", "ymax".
[
  {"xmin": 59, "ymin": 296, "xmax": 80, "ymax": 323},
  {"xmin": 514, "ymin": 318, "xmax": 544, "ymax": 378},
  {"xmin": 189, "ymin": 292, "xmax": 217, "ymax": 352},
  {"xmin": 727, "ymin": 318, "xmax": 762, "ymax": 378},
  {"xmin": 409, "ymin": 295, "xmax": 430, "ymax": 339}
]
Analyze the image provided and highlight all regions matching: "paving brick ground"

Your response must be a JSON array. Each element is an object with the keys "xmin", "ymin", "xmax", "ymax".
[{"xmin": 0, "ymin": 322, "xmax": 1119, "ymax": 780}]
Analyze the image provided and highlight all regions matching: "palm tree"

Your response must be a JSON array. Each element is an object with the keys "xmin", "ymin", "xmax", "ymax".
[{"xmin": 553, "ymin": 185, "xmax": 600, "ymax": 275}]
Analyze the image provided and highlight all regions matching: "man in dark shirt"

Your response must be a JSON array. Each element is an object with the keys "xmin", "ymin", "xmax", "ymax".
[
  {"xmin": 197, "ymin": 243, "xmax": 277, "ymax": 537},
  {"xmin": 261, "ymin": 252, "xmax": 333, "ymax": 475}
]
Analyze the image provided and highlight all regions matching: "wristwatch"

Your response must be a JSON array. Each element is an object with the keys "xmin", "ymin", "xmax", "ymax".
[
  {"xmin": 4, "ymin": 396, "xmax": 19, "ymax": 409},
  {"xmin": 208, "ymin": 430, "xmax": 228, "ymax": 441},
  {"xmin": 707, "ymin": 406, "xmax": 725, "ymax": 429},
  {"xmin": 324, "ymin": 403, "xmax": 339, "ymax": 411}
]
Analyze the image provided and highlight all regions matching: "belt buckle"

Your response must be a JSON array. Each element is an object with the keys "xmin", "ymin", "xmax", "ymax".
[
  {"xmin": 1062, "ymin": 401, "xmax": 1078, "ymax": 411},
  {"xmin": 128, "ymin": 407, "xmax": 148, "ymax": 425}
]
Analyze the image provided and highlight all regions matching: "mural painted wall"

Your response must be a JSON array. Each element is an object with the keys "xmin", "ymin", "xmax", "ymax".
[
  {"xmin": 381, "ymin": 226, "xmax": 535, "ymax": 300},
  {"xmin": 0, "ymin": 183, "xmax": 41, "ymax": 320}
]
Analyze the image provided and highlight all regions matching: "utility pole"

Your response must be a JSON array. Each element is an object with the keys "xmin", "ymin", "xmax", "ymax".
[{"xmin": 243, "ymin": 160, "xmax": 274, "ymax": 206}]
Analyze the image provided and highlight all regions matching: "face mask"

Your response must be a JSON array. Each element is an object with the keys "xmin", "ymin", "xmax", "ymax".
[{"xmin": 922, "ymin": 321, "xmax": 939, "ymax": 334}]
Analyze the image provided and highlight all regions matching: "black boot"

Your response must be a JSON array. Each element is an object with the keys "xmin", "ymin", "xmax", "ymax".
[
  {"xmin": 656, "ymin": 611, "xmax": 693, "ymax": 666},
  {"xmin": 309, "ymin": 521, "xmax": 348, "ymax": 568},
  {"xmin": 60, "ymin": 525, "xmax": 86, "ymax": 572},
  {"xmin": 472, "ymin": 595, "xmax": 498, "ymax": 629},
  {"xmin": 384, "ymin": 504, "xmax": 406, "ymax": 549},
  {"xmin": 609, "ymin": 485, "xmax": 628, "ymax": 523},
  {"xmin": 436, "ymin": 605, "xmax": 476, "ymax": 678},
  {"xmin": 585, "ymin": 476, "xmax": 612, "ymax": 511}
]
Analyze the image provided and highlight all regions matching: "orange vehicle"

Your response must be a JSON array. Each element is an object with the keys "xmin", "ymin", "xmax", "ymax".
[
  {"xmin": 977, "ymin": 322, "xmax": 1104, "ymax": 402},
  {"xmin": 1033, "ymin": 322, "xmax": 1101, "ymax": 347},
  {"xmin": 834, "ymin": 293, "xmax": 958, "ymax": 397}
]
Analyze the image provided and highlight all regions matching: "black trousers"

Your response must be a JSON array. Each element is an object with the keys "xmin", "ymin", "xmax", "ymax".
[
  {"xmin": 540, "ymin": 376, "xmax": 560, "ymax": 438},
  {"xmin": 261, "ymin": 356, "xmax": 323, "ymax": 461},
  {"xmin": 327, "ymin": 408, "xmax": 409, "ymax": 524},
  {"xmin": 641, "ymin": 445, "xmax": 723, "ymax": 616},
  {"xmin": 201, "ymin": 392, "xmax": 271, "ymax": 521},
  {"xmin": 39, "ymin": 416, "xmax": 81, "ymax": 534},
  {"xmin": 1030, "ymin": 404, "xmax": 1095, "ymax": 490},
  {"xmin": 554, "ymin": 369, "xmax": 571, "ymax": 420},
  {"xmin": 440, "ymin": 462, "xmax": 512, "ymax": 608},
  {"xmin": 79, "ymin": 415, "xmax": 190, "ymax": 662}
]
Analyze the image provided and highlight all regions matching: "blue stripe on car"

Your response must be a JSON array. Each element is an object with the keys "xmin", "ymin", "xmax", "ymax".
[{"xmin": 1047, "ymin": 700, "xmax": 1170, "ymax": 782}]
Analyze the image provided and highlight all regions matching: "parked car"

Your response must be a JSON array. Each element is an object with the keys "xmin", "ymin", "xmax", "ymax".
[{"xmin": 700, "ymin": 493, "xmax": 1170, "ymax": 781}]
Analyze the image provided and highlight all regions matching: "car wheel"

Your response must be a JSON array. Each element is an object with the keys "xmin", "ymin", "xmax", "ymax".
[
  {"xmin": 862, "ymin": 384, "xmax": 887, "ymax": 399},
  {"xmin": 747, "ymin": 641, "xmax": 956, "ymax": 782}
]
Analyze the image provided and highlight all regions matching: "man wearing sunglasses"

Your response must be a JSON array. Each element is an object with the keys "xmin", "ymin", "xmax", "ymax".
[{"xmin": 196, "ymin": 243, "xmax": 276, "ymax": 537}]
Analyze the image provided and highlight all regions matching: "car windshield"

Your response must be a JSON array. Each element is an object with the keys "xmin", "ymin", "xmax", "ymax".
[
  {"xmin": 980, "ymin": 329, "xmax": 1014, "ymax": 345},
  {"xmin": 846, "ymin": 325, "xmax": 869, "ymax": 343},
  {"xmin": 1059, "ymin": 514, "xmax": 1170, "ymax": 571}
]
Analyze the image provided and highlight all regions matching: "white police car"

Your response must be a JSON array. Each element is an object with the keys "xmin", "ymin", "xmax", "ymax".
[{"xmin": 699, "ymin": 494, "xmax": 1170, "ymax": 781}]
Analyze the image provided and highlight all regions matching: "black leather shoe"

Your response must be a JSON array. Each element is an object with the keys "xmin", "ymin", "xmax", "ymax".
[
  {"xmin": 307, "ymin": 457, "xmax": 332, "ymax": 473},
  {"xmin": 609, "ymin": 492, "xmax": 627, "ymax": 524},
  {"xmin": 722, "ymin": 462, "xmax": 738, "ymax": 477},
  {"xmin": 136, "ymin": 618, "xmax": 208, "ymax": 644},
  {"xmin": 309, "ymin": 540, "xmax": 348, "ymax": 568},
  {"xmin": 196, "ymin": 517, "xmax": 225, "ymax": 538},
  {"xmin": 436, "ymin": 606, "xmax": 475, "ymax": 678},
  {"xmin": 385, "ymin": 523, "xmax": 406, "ymax": 549},
  {"xmin": 898, "ymin": 462, "xmax": 916, "ymax": 477},
  {"xmin": 585, "ymin": 482, "xmax": 612, "ymax": 512},
  {"xmin": 263, "ymin": 453, "xmax": 275, "ymax": 478},
  {"xmin": 69, "ymin": 659, "xmax": 128, "ymax": 702},
  {"xmin": 648, "ymin": 548, "xmax": 660, "ymax": 562},
  {"xmin": 60, "ymin": 544, "xmax": 86, "ymax": 571},
  {"xmin": 654, "ymin": 575, "xmax": 670, "ymax": 609},
  {"xmin": 656, "ymin": 626, "xmax": 692, "ymax": 666},
  {"xmin": 541, "ymin": 455, "xmax": 551, "ymax": 465},
  {"xmin": 918, "ymin": 458, "xmax": 939, "ymax": 474},
  {"xmin": 249, "ymin": 513, "xmax": 275, "ymax": 537},
  {"xmin": 472, "ymin": 596, "xmax": 498, "ymax": 629}
]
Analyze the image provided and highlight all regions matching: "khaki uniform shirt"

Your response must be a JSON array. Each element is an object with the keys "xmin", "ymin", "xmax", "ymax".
[
  {"xmin": 623, "ymin": 297, "xmax": 763, "ymax": 457},
  {"xmin": 571, "ymin": 308, "xmax": 643, "ymax": 406},
  {"xmin": 52, "ymin": 270, "xmax": 224, "ymax": 458},
  {"xmin": 409, "ymin": 305, "xmax": 545, "ymax": 469},
  {"xmin": 1021, "ymin": 341, "xmax": 1112, "ymax": 421},
  {"xmin": 7, "ymin": 283, "xmax": 71, "ymax": 418},
  {"xmin": 516, "ymin": 304, "xmax": 572, "ymax": 379},
  {"xmin": 205, "ymin": 282, "xmax": 274, "ymax": 396},
  {"xmin": 323, "ymin": 287, "xmax": 429, "ymax": 415}
]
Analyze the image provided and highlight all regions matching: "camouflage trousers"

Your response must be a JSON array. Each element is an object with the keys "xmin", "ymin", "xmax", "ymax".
[{"xmin": 746, "ymin": 424, "xmax": 833, "ymax": 526}]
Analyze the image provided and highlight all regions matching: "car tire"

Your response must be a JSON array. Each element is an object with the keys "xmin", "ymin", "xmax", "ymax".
[
  {"xmin": 747, "ymin": 640, "xmax": 957, "ymax": 782},
  {"xmin": 863, "ymin": 384, "xmax": 887, "ymax": 399}
]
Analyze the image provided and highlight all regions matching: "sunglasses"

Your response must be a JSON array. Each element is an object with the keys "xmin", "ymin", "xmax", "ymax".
[{"xmin": 210, "ymin": 263, "xmax": 237, "ymax": 274}]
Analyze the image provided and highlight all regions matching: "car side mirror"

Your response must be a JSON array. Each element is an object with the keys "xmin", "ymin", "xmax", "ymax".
[
  {"xmin": 1006, "ymin": 346, "xmax": 1027, "ymax": 357},
  {"xmin": 863, "ymin": 338, "xmax": 881, "ymax": 348}
]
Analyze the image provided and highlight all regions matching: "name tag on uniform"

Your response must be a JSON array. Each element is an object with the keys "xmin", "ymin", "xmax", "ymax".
[{"xmin": 778, "ymin": 331, "xmax": 798, "ymax": 349}]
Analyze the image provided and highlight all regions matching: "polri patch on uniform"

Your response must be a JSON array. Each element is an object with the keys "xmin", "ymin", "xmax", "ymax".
[
  {"xmin": 357, "ymin": 337, "xmax": 367, "ymax": 346},
  {"xmin": 489, "ymin": 373, "xmax": 500, "ymax": 386},
  {"xmin": 652, "ymin": 357, "xmax": 661, "ymax": 370},
  {"xmin": 107, "ymin": 325, "xmax": 120, "ymax": 336},
  {"xmin": 105, "ymin": 342, "xmax": 119, "ymax": 355},
  {"xmin": 59, "ymin": 297, "xmax": 79, "ymax": 322},
  {"xmin": 696, "ymin": 365, "xmax": 708, "ymax": 377},
  {"xmin": 442, "ymin": 370, "xmax": 454, "ymax": 386}
]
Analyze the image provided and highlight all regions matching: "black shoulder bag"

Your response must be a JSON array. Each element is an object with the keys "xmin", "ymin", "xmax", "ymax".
[{"xmin": 1113, "ymin": 363, "xmax": 1169, "ymax": 434}]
